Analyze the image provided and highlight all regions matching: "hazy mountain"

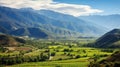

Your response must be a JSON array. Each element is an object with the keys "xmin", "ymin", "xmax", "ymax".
[
  {"xmin": 79, "ymin": 15, "xmax": 120, "ymax": 30},
  {"xmin": 38, "ymin": 10, "xmax": 106, "ymax": 35},
  {"xmin": 95, "ymin": 29, "xmax": 120, "ymax": 48},
  {"xmin": 38, "ymin": 24, "xmax": 81, "ymax": 38},
  {"xmin": 0, "ymin": 6, "xmax": 81, "ymax": 38},
  {"xmin": 0, "ymin": 6, "xmax": 106, "ymax": 38},
  {"xmin": 10, "ymin": 28, "xmax": 48, "ymax": 38}
]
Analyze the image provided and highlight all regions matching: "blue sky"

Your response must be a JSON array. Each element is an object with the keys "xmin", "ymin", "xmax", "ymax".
[
  {"xmin": 0, "ymin": 0, "xmax": 119, "ymax": 16},
  {"xmin": 54, "ymin": 0, "xmax": 120, "ymax": 15}
]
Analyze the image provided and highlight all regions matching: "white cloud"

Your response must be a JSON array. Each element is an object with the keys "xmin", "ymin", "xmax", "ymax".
[{"xmin": 0, "ymin": 0, "xmax": 103, "ymax": 16}]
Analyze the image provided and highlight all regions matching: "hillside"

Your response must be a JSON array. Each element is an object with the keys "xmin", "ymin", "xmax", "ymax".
[
  {"xmin": 10, "ymin": 27, "xmax": 48, "ymax": 38},
  {"xmin": 89, "ymin": 51, "xmax": 120, "ymax": 67},
  {"xmin": 0, "ymin": 34, "xmax": 25, "ymax": 47},
  {"xmin": 38, "ymin": 10, "xmax": 106, "ymax": 35},
  {"xmin": 0, "ymin": 6, "xmax": 81, "ymax": 38},
  {"xmin": 94, "ymin": 29, "xmax": 120, "ymax": 48},
  {"xmin": 0, "ymin": 6, "xmax": 106, "ymax": 38},
  {"xmin": 106, "ymin": 51, "xmax": 120, "ymax": 62}
]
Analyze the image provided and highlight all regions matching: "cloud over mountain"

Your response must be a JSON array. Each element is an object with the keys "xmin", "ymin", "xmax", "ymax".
[{"xmin": 0, "ymin": 0, "xmax": 103, "ymax": 16}]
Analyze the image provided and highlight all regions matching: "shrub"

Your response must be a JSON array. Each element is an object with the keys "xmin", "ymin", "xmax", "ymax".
[
  {"xmin": 75, "ymin": 55, "xmax": 81, "ymax": 58},
  {"xmin": 63, "ymin": 49, "xmax": 69, "ymax": 52},
  {"xmin": 51, "ymin": 52, "xmax": 56, "ymax": 56},
  {"xmin": 58, "ymin": 58, "xmax": 62, "ymax": 60}
]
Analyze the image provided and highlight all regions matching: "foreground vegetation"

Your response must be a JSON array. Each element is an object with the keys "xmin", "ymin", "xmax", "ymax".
[
  {"xmin": 0, "ymin": 38, "xmax": 119, "ymax": 67},
  {"xmin": 89, "ymin": 51, "xmax": 120, "ymax": 67},
  {"xmin": 8, "ymin": 58, "xmax": 89, "ymax": 67}
]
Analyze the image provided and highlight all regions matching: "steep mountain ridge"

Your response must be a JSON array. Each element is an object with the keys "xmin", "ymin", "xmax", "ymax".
[
  {"xmin": 38, "ymin": 10, "xmax": 106, "ymax": 35},
  {"xmin": 0, "ymin": 6, "xmax": 81, "ymax": 38},
  {"xmin": 95, "ymin": 29, "xmax": 120, "ymax": 48},
  {"xmin": 0, "ymin": 6, "xmax": 106, "ymax": 38}
]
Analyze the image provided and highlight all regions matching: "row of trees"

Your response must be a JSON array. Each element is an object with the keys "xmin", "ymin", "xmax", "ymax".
[{"xmin": 0, "ymin": 52, "xmax": 49, "ymax": 65}]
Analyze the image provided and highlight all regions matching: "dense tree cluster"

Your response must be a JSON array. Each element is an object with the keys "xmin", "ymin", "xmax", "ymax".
[{"xmin": 0, "ymin": 52, "xmax": 49, "ymax": 65}]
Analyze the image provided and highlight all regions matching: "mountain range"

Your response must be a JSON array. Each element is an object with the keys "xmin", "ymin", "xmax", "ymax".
[
  {"xmin": 79, "ymin": 15, "xmax": 120, "ymax": 30},
  {"xmin": 37, "ymin": 10, "xmax": 106, "ymax": 35},
  {"xmin": 0, "ymin": 6, "xmax": 106, "ymax": 38}
]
